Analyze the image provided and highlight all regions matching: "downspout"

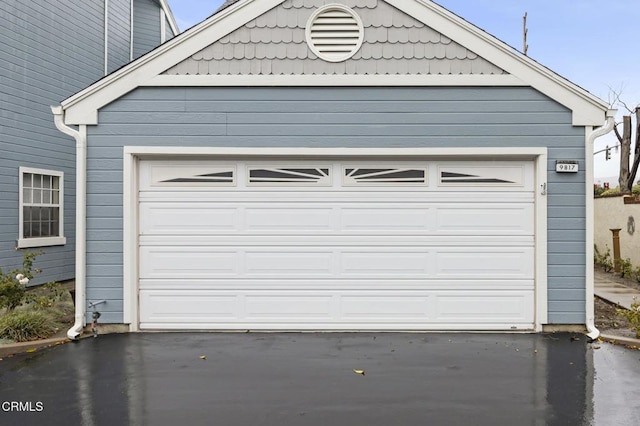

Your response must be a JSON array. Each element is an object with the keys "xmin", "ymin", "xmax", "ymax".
[
  {"xmin": 585, "ymin": 109, "xmax": 616, "ymax": 340},
  {"xmin": 52, "ymin": 106, "xmax": 87, "ymax": 340}
]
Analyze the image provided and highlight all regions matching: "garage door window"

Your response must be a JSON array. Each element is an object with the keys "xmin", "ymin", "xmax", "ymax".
[
  {"xmin": 18, "ymin": 167, "xmax": 66, "ymax": 248},
  {"xmin": 248, "ymin": 167, "xmax": 331, "ymax": 186},
  {"xmin": 344, "ymin": 167, "xmax": 428, "ymax": 185}
]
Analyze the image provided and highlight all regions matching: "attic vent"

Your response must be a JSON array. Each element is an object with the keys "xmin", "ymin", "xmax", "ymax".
[{"xmin": 305, "ymin": 4, "xmax": 364, "ymax": 63}]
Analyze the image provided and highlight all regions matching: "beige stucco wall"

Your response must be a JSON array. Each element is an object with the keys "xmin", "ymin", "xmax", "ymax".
[{"xmin": 594, "ymin": 196, "xmax": 640, "ymax": 267}]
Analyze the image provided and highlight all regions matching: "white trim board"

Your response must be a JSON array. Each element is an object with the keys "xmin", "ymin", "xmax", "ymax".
[
  {"xmin": 123, "ymin": 146, "xmax": 548, "ymax": 332},
  {"xmin": 145, "ymin": 74, "xmax": 525, "ymax": 87},
  {"xmin": 60, "ymin": 0, "xmax": 607, "ymax": 126}
]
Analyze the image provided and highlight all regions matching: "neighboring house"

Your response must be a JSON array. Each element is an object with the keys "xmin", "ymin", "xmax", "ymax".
[
  {"xmin": 0, "ymin": 0, "xmax": 178, "ymax": 284},
  {"xmin": 53, "ymin": 0, "xmax": 614, "ymax": 339}
]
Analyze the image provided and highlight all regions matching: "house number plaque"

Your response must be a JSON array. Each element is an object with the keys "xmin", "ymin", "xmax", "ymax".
[{"xmin": 556, "ymin": 160, "xmax": 579, "ymax": 173}]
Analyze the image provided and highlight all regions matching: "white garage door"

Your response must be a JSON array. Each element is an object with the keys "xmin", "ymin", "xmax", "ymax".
[{"xmin": 137, "ymin": 159, "xmax": 536, "ymax": 330}]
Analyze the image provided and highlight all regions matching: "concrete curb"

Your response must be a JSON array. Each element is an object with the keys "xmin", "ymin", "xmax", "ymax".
[
  {"xmin": 600, "ymin": 333, "xmax": 640, "ymax": 348},
  {"xmin": 0, "ymin": 336, "xmax": 72, "ymax": 358}
]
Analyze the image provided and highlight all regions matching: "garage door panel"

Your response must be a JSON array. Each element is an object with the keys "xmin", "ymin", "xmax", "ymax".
[
  {"xmin": 340, "ymin": 251, "xmax": 432, "ymax": 275},
  {"xmin": 139, "ymin": 235, "xmax": 534, "ymax": 246},
  {"xmin": 139, "ymin": 290, "xmax": 534, "ymax": 328},
  {"xmin": 140, "ymin": 247, "xmax": 532, "ymax": 279},
  {"xmin": 137, "ymin": 159, "xmax": 537, "ymax": 331},
  {"xmin": 140, "ymin": 247, "xmax": 239, "ymax": 278},
  {"xmin": 435, "ymin": 205, "xmax": 534, "ymax": 234},
  {"xmin": 436, "ymin": 293, "xmax": 534, "ymax": 323},
  {"xmin": 140, "ymin": 204, "xmax": 239, "ymax": 234},
  {"xmin": 245, "ymin": 208, "xmax": 334, "ymax": 230},
  {"xmin": 139, "ymin": 279, "xmax": 535, "ymax": 291},
  {"xmin": 436, "ymin": 248, "xmax": 534, "ymax": 278},
  {"xmin": 245, "ymin": 251, "xmax": 334, "ymax": 275}
]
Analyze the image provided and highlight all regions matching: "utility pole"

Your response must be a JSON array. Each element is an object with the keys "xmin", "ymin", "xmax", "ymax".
[{"xmin": 523, "ymin": 12, "xmax": 529, "ymax": 56}]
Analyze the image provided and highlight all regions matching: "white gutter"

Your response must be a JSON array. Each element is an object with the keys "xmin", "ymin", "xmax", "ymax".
[
  {"xmin": 52, "ymin": 106, "xmax": 87, "ymax": 340},
  {"xmin": 585, "ymin": 109, "xmax": 616, "ymax": 340}
]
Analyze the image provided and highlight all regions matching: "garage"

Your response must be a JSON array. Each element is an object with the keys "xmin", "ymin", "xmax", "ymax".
[{"xmin": 137, "ymin": 158, "xmax": 536, "ymax": 330}]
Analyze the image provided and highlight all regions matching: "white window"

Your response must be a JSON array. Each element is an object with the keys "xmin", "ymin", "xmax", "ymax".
[{"xmin": 18, "ymin": 167, "xmax": 66, "ymax": 248}]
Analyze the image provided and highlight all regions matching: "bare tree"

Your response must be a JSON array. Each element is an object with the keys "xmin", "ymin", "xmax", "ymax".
[{"xmin": 611, "ymin": 93, "xmax": 640, "ymax": 193}]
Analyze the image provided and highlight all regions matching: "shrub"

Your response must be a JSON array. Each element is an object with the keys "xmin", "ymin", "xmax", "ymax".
[
  {"xmin": 0, "ymin": 251, "xmax": 41, "ymax": 311},
  {"xmin": 0, "ymin": 310, "xmax": 58, "ymax": 342},
  {"xmin": 25, "ymin": 282, "xmax": 66, "ymax": 310},
  {"xmin": 618, "ymin": 301, "xmax": 640, "ymax": 339},
  {"xmin": 594, "ymin": 245, "xmax": 613, "ymax": 272},
  {"xmin": 618, "ymin": 258, "xmax": 634, "ymax": 278}
]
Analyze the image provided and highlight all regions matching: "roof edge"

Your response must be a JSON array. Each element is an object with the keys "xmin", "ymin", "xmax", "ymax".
[{"xmin": 60, "ymin": 0, "xmax": 610, "ymax": 127}]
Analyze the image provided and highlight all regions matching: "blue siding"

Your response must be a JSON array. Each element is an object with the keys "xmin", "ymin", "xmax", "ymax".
[
  {"xmin": 133, "ymin": 0, "xmax": 161, "ymax": 59},
  {"xmin": 107, "ymin": 0, "xmax": 132, "ymax": 74},
  {"xmin": 86, "ymin": 86, "xmax": 588, "ymax": 325},
  {"xmin": 1, "ymin": 0, "xmax": 169, "ymax": 284},
  {"xmin": 0, "ymin": 0, "xmax": 108, "ymax": 282}
]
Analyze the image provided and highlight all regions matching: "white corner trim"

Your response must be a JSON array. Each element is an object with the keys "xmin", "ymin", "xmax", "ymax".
[
  {"xmin": 160, "ymin": 8, "xmax": 166, "ymax": 44},
  {"xmin": 123, "ymin": 152, "xmax": 138, "ymax": 329},
  {"xmin": 145, "ymin": 74, "xmax": 525, "ymax": 87},
  {"xmin": 130, "ymin": 0, "xmax": 134, "ymax": 62},
  {"xmin": 104, "ymin": 0, "xmax": 109, "ymax": 76},
  {"xmin": 158, "ymin": 0, "xmax": 179, "ymax": 35},
  {"xmin": 534, "ymin": 151, "xmax": 548, "ymax": 329}
]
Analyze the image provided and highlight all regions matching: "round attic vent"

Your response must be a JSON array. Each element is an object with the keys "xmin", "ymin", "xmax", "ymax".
[{"xmin": 305, "ymin": 4, "xmax": 364, "ymax": 63}]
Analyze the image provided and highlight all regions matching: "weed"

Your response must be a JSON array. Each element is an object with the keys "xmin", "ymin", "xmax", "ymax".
[
  {"xmin": 594, "ymin": 245, "xmax": 614, "ymax": 272},
  {"xmin": 0, "ymin": 310, "xmax": 59, "ymax": 342},
  {"xmin": 618, "ymin": 301, "xmax": 640, "ymax": 339},
  {"xmin": 618, "ymin": 258, "xmax": 634, "ymax": 278}
]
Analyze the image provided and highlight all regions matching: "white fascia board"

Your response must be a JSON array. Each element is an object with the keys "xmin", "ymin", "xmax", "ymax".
[
  {"xmin": 124, "ymin": 146, "xmax": 548, "ymax": 158},
  {"xmin": 145, "ymin": 74, "xmax": 525, "ymax": 87},
  {"xmin": 386, "ymin": 0, "xmax": 609, "ymax": 126},
  {"xmin": 61, "ymin": 0, "xmax": 283, "ymax": 125},
  {"xmin": 157, "ymin": 0, "xmax": 179, "ymax": 35}
]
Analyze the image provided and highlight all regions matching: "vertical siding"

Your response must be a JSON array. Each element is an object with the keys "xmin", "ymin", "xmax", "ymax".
[
  {"xmin": 86, "ymin": 86, "xmax": 587, "ymax": 325},
  {"xmin": 0, "ymin": 0, "xmax": 109, "ymax": 282},
  {"xmin": 133, "ymin": 0, "xmax": 160, "ymax": 59},
  {"xmin": 107, "ymin": 0, "xmax": 132, "ymax": 73}
]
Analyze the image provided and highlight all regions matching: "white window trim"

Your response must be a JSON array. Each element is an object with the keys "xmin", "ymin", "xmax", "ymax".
[{"xmin": 18, "ymin": 167, "xmax": 66, "ymax": 249}]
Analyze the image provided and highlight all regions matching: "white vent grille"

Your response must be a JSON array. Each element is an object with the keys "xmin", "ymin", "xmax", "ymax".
[{"xmin": 305, "ymin": 4, "xmax": 364, "ymax": 63}]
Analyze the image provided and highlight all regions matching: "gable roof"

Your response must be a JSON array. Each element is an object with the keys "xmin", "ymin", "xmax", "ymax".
[{"xmin": 60, "ymin": 0, "xmax": 609, "ymax": 126}]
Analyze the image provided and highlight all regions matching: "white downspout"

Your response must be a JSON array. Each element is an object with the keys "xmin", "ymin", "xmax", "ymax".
[
  {"xmin": 585, "ymin": 109, "xmax": 616, "ymax": 340},
  {"xmin": 52, "ymin": 106, "xmax": 87, "ymax": 340}
]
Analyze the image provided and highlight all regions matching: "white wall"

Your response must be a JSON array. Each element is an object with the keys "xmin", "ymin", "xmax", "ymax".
[{"xmin": 594, "ymin": 196, "xmax": 640, "ymax": 267}]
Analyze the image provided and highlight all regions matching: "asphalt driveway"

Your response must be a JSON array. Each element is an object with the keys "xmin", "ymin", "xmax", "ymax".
[{"xmin": 0, "ymin": 333, "xmax": 639, "ymax": 425}]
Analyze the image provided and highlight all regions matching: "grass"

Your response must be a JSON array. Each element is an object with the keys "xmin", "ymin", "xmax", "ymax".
[{"xmin": 0, "ymin": 283, "xmax": 75, "ymax": 343}]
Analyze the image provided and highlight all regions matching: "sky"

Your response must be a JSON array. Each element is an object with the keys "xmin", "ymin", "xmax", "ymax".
[{"xmin": 166, "ymin": 0, "xmax": 640, "ymax": 181}]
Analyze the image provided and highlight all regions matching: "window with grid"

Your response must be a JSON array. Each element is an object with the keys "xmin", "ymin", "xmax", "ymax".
[{"xmin": 18, "ymin": 168, "xmax": 65, "ymax": 248}]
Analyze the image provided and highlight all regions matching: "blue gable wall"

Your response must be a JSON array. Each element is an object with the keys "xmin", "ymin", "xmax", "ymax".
[
  {"xmin": 85, "ymin": 86, "xmax": 586, "ymax": 324},
  {"xmin": 0, "ymin": 1, "xmax": 171, "ymax": 284}
]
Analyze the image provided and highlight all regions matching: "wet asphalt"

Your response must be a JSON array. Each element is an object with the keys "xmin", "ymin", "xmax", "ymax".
[{"xmin": 0, "ymin": 333, "xmax": 639, "ymax": 426}]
